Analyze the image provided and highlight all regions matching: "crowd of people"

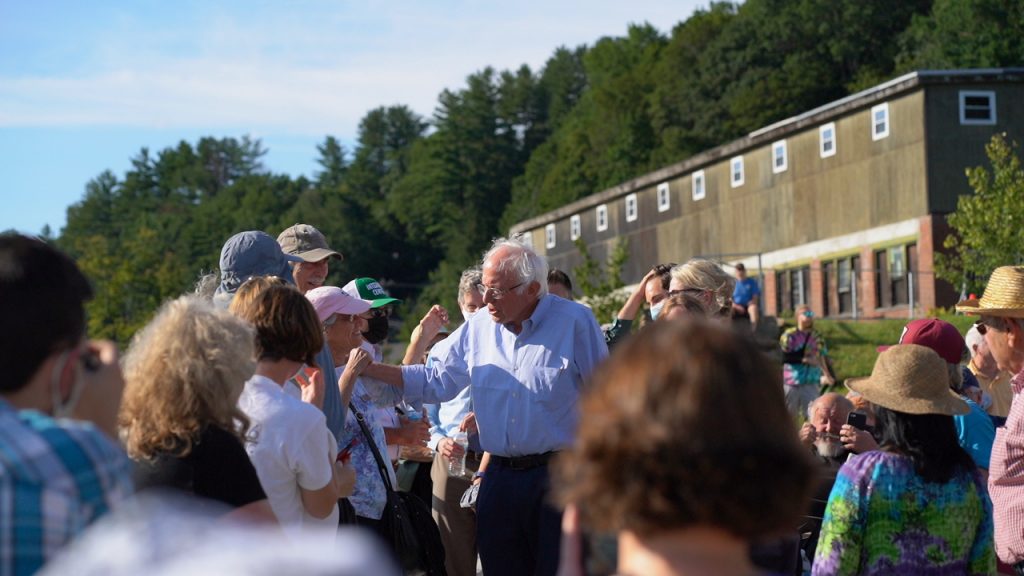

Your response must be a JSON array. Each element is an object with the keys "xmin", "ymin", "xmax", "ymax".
[{"xmin": 4, "ymin": 225, "xmax": 1024, "ymax": 576}]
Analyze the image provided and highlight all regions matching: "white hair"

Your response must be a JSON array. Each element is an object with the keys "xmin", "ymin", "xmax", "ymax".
[
  {"xmin": 482, "ymin": 233, "xmax": 549, "ymax": 296},
  {"xmin": 964, "ymin": 324, "xmax": 984, "ymax": 353},
  {"xmin": 807, "ymin": 393, "xmax": 853, "ymax": 421}
]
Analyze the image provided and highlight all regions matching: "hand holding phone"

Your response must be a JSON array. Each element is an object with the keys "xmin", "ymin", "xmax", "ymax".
[{"xmin": 846, "ymin": 412, "xmax": 867, "ymax": 430}]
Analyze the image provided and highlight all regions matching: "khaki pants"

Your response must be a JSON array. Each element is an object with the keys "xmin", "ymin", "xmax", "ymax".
[{"xmin": 430, "ymin": 450, "xmax": 481, "ymax": 576}]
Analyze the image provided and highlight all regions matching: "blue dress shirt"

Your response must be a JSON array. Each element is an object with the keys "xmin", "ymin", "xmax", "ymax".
[{"xmin": 402, "ymin": 294, "xmax": 608, "ymax": 457}]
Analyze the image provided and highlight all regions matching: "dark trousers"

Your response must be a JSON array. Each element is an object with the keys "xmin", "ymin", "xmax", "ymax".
[{"xmin": 476, "ymin": 459, "xmax": 562, "ymax": 576}]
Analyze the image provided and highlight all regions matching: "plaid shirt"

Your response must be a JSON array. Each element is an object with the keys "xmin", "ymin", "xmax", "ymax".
[
  {"xmin": 990, "ymin": 368, "xmax": 1024, "ymax": 564},
  {"xmin": 0, "ymin": 400, "xmax": 133, "ymax": 576}
]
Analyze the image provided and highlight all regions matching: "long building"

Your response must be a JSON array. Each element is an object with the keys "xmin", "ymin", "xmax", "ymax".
[{"xmin": 510, "ymin": 68, "xmax": 1024, "ymax": 319}]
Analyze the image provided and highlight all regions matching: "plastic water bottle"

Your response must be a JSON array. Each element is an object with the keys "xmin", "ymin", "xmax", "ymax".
[{"xmin": 448, "ymin": 432, "xmax": 469, "ymax": 478}]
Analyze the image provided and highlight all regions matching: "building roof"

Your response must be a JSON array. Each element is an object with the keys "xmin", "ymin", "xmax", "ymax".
[{"xmin": 510, "ymin": 68, "xmax": 1024, "ymax": 234}]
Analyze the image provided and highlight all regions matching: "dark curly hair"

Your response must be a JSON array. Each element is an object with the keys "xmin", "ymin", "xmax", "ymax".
[{"xmin": 554, "ymin": 319, "xmax": 814, "ymax": 539}]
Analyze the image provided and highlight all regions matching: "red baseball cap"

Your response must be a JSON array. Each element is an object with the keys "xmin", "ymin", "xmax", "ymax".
[{"xmin": 877, "ymin": 318, "xmax": 965, "ymax": 364}]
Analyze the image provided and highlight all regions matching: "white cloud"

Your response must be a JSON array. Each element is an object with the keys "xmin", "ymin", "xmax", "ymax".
[{"xmin": 0, "ymin": 1, "xmax": 704, "ymax": 136}]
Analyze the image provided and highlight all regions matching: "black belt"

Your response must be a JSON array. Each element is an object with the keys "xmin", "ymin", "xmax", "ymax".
[{"xmin": 491, "ymin": 451, "xmax": 557, "ymax": 470}]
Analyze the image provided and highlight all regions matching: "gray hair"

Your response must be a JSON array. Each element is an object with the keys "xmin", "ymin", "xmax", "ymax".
[
  {"xmin": 457, "ymin": 267, "xmax": 483, "ymax": 307},
  {"xmin": 807, "ymin": 393, "xmax": 854, "ymax": 421},
  {"xmin": 481, "ymin": 233, "xmax": 548, "ymax": 296}
]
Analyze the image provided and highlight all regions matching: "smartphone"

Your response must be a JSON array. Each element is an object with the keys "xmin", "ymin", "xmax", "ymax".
[
  {"xmin": 846, "ymin": 412, "xmax": 868, "ymax": 430},
  {"xmin": 337, "ymin": 437, "xmax": 359, "ymax": 463}
]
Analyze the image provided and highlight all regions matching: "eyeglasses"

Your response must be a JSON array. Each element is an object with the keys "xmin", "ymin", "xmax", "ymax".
[
  {"xmin": 369, "ymin": 307, "xmax": 391, "ymax": 319},
  {"xmin": 477, "ymin": 281, "xmax": 525, "ymax": 300}
]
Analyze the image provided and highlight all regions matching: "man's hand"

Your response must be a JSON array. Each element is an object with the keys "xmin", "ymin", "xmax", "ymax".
[
  {"xmin": 458, "ymin": 411, "xmax": 478, "ymax": 434},
  {"xmin": 419, "ymin": 305, "xmax": 449, "ymax": 342},
  {"xmin": 72, "ymin": 340, "xmax": 124, "ymax": 440},
  {"xmin": 295, "ymin": 366, "xmax": 325, "ymax": 409},
  {"xmin": 840, "ymin": 424, "xmax": 878, "ymax": 454},
  {"xmin": 391, "ymin": 415, "xmax": 430, "ymax": 447},
  {"xmin": 334, "ymin": 461, "xmax": 357, "ymax": 498},
  {"xmin": 438, "ymin": 436, "xmax": 466, "ymax": 460},
  {"xmin": 799, "ymin": 422, "xmax": 817, "ymax": 447}
]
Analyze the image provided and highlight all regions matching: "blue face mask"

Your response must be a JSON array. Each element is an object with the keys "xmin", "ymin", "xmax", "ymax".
[{"xmin": 650, "ymin": 300, "xmax": 666, "ymax": 321}]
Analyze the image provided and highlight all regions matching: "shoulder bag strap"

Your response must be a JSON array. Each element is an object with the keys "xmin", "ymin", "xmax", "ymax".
[{"xmin": 349, "ymin": 402, "xmax": 396, "ymax": 493}]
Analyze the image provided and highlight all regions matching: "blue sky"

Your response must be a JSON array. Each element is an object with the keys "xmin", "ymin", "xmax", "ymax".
[{"xmin": 0, "ymin": 1, "xmax": 704, "ymax": 236}]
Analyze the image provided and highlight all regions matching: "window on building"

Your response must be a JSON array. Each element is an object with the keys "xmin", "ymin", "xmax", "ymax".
[
  {"xmin": 874, "ymin": 243, "xmax": 918, "ymax": 308},
  {"xmin": 545, "ymin": 223, "xmax": 556, "ymax": 249},
  {"xmin": 960, "ymin": 91, "xmax": 996, "ymax": 125},
  {"xmin": 772, "ymin": 140, "xmax": 788, "ymax": 174},
  {"xmin": 819, "ymin": 122, "xmax": 836, "ymax": 158},
  {"xmin": 872, "ymin": 103, "xmax": 889, "ymax": 141},
  {"xmin": 657, "ymin": 183, "xmax": 670, "ymax": 212},
  {"xmin": 824, "ymin": 256, "xmax": 859, "ymax": 317},
  {"xmin": 730, "ymin": 156, "xmax": 744, "ymax": 187},
  {"xmin": 570, "ymin": 214, "xmax": 581, "ymax": 241},
  {"xmin": 596, "ymin": 204, "xmax": 608, "ymax": 232},
  {"xmin": 775, "ymin": 266, "xmax": 810, "ymax": 315},
  {"xmin": 692, "ymin": 169, "xmax": 708, "ymax": 200},
  {"xmin": 625, "ymin": 193, "xmax": 638, "ymax": 222}
]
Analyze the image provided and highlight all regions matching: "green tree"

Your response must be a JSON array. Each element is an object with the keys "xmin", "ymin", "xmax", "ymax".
[
  {"xmin": 936, "ymin": 134, "xmax": 1024, "ymax": 295},
  {"xmin": 573, "ymin": 237, "xmax": 630, "ymax": 325},
  {"xmin": 896, "ymin": 0, "xmax": 1024, "ymax": 70}
]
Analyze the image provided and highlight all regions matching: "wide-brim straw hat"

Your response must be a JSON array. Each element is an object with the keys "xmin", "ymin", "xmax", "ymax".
[
  {"xmin": 956, "ymin": 266, "xmax": 1024, "ymax": 318},
  {"xmin": 848, "ymin": 344, "xmax": 969, "ymax": 416}
]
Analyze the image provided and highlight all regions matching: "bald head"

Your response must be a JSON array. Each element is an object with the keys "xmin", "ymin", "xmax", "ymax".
[{"xmin": 808, "ymin": 393, "xmax": 853, "ymax": 436}]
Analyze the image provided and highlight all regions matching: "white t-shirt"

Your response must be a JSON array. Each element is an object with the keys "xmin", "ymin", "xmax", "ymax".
[{"xmin": 238, "ymin": 374, "xmax": 339, "ymax": 536}]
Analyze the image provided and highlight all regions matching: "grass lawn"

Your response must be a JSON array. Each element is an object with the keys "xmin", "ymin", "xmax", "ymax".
[{"xmin": 781, "ymin": 314, "xmax": 976, "ymax": 384}]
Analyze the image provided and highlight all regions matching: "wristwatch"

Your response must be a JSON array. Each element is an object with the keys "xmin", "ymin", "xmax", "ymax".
[{"xmin": 472, "ymin": 471, "xmax": 485, "ymax": 480}]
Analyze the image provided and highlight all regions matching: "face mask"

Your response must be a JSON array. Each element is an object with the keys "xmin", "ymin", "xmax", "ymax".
[
  {"xmin": 50, "ymin": 348, "xmax": 86, "ymax": 419},
  {"xmin": 462, "ymin": 309, "xmax": 477, "ymax": 323},
  {"xmin": 650, "ymin": 300, "xmax": 666, "ymax": 321},
  {"xmin": 363, "ymin": 315, "xmax": 390, "ymax": 344}
]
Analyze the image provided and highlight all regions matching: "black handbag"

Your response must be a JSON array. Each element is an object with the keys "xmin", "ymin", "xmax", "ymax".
[{"xmin": 351, "ymin": 404, "xmax": 448, "ymax": 576}]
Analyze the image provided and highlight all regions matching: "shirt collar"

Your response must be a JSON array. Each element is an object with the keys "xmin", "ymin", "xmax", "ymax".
[
  {"xmin": 1012, "ymin": 366, "xmax": 1024, "ymax": 395},
  {"xmin": 248, "ymin": 373, "xmax": 285, "ymax": 394},
  {"xmin": 517, "ymin": 293, "xmax": 552, "ymax": 334}
]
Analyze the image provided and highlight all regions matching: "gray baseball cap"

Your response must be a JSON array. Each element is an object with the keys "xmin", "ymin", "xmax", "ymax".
[
  {"xmin": 217, "ymin": 231, "xmax": 302, "ymax": 295},
  {"xmin": 277, "ymin": 224, "xmax": 342, "ymax": 262}
]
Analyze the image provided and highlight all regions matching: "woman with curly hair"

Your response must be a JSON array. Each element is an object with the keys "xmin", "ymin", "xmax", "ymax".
[
  {"xmin": 554, "ymin": 319, "xmax": 815, "ymax": 576},
  {"xmin": 121, "ymin": 296, "xmax": 273, "ymax": 520}
]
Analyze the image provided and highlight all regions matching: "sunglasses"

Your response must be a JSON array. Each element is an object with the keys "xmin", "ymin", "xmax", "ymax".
[
  {"xmin": 974, "ymin": 318, "xmax": 1005, "ymax": 336},
  {"xmin": 369, "ymin": 307, "xmax": 391, "ymax": 318}
]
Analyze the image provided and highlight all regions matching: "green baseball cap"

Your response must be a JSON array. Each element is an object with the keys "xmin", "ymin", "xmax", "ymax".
[{"xmin": 341, "ymin": 277, "xmax": 401, "ymax": 308}]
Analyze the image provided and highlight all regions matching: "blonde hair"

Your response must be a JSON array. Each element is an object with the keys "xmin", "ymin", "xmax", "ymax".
[
  {"xmin": 669, "ymin": 259, "xmax": 735, "ymax": 317},
  {"xmin": 121, "ymin": 296, "xmax": 256, "ymax": 460},
  {"xmin": 229, "ymin": 276, "xmax": 286, "ymax": 318}
]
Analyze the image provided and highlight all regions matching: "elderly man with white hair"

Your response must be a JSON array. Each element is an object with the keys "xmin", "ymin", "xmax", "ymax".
[
  {"xmin": 364, "ymin": 234, "xmax": 608, "ymax": 576},
  {"xmin": 966, "ymin": 322, "xmax": 1013, "ymax": 426}
]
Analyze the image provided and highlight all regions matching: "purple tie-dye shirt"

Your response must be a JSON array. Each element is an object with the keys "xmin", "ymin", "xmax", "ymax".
[{"xmin": 812, "ymin": 450, "xmax": 994, "ymax": 575}]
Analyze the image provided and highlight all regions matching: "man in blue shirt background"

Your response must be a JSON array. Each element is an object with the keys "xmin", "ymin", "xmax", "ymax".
[{"xmin": 731, "ymin": 262, "xmax": 761, "ymax": 330}]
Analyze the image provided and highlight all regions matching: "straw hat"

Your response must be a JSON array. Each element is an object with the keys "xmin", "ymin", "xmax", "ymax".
[
  {"xmin": 956, "ymin": 266, "xmax": 1024, "ymax": 318},
  {"xmin": 848, "ymin": 344, "xmax": 969, "ymax": 416}
]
